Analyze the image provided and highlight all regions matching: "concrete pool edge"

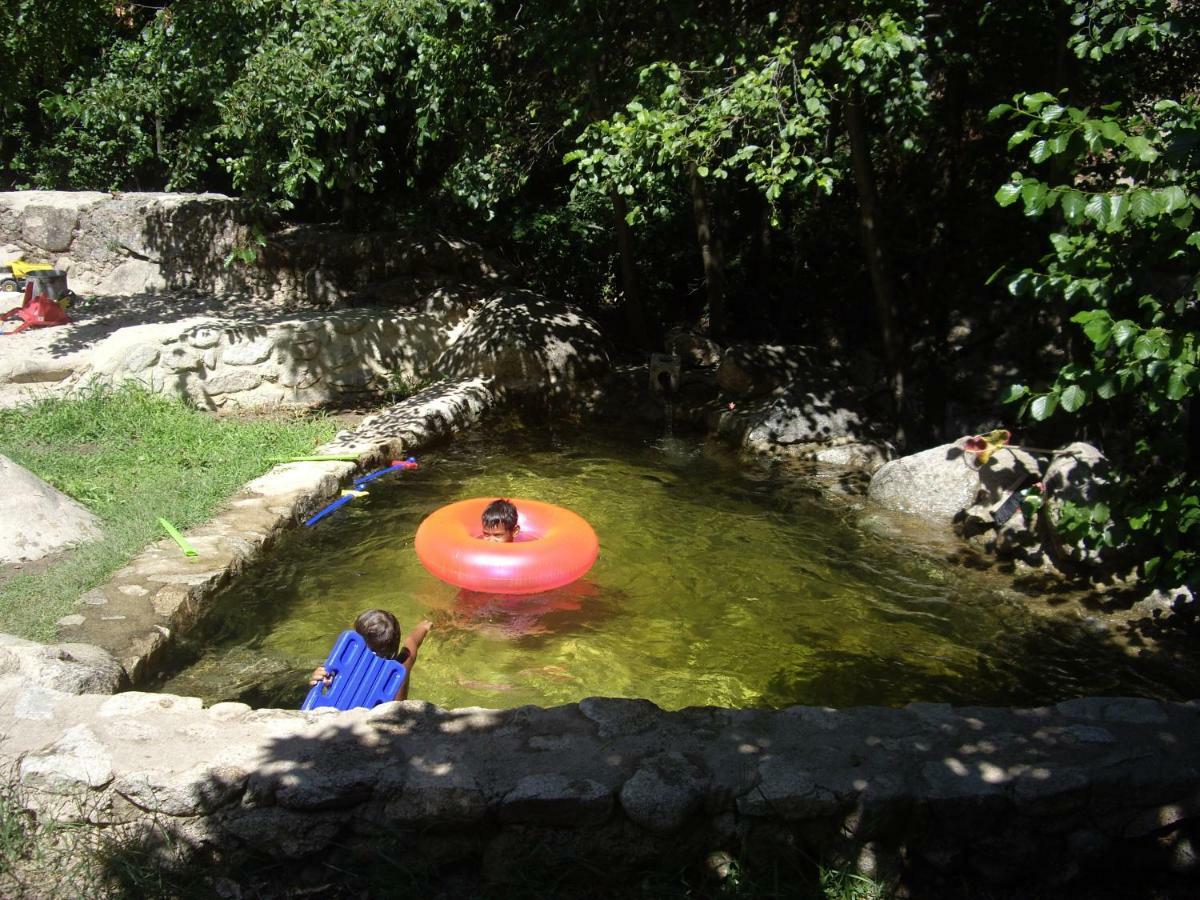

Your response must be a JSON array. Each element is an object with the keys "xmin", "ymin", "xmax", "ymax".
[
  {"xmin": 2, "ymin": 688, "xmax": 1197, "ymax": 886},
  {"xmin": 51, "ymin": 375, "xmax": 497, "ymax": 684}
]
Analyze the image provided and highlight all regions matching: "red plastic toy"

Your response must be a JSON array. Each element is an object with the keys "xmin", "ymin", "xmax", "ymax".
[{"xmin": 1, "ymin": 281, "xmax": 71, "ymax": 335}]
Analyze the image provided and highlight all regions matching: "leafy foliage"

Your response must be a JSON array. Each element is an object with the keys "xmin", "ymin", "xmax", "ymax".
[
  {"xmin": 565, "ymin": 7, "xmax": 927, "ymax": 226},
  {"xmin": 3, "ymin": 0, "xmax": 1199, "ymax": 588},
  {"xmin": 991, "ymin": 0, "xmax": 1200, "ymax": 586}
]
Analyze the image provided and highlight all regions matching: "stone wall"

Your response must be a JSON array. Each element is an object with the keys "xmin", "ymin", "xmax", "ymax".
[
  {"xmin": 3, "ymin": 688, "xmax": 1197, "ymax": 887},
  {"xmin": 0, "ymin": 299, "xmax": 469, "ymax": 410},
  {"xmin": 0, "ymin": 191, "xmax": 504, "ymax": 302},
  {"xmin": 85, "ymin": 303, "xmax": 466, "ymax": 410},
  {"xmin": 1, "ymin": 191, "xmax": 249, "ymax": 297}
]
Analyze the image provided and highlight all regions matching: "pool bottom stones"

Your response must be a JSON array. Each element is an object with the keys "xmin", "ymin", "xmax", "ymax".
[{"xmin": 2, "ymin": 691, "xmax": 1198, "ymax": 887}]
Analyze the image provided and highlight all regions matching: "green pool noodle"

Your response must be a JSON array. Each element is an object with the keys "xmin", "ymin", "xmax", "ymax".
[{"xmin": 158, "ymin": 518, "xmax": 198, "ymax": 557}]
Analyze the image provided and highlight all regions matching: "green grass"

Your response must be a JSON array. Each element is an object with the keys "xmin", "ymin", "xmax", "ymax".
[{"xmin": 0, "ymin": 385, "xmax": 336, "ymax": 640}]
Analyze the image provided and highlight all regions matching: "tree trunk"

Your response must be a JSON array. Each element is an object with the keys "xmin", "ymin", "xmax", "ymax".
[
  {"xmin": 844, "ymin": 89, "xmax": 904, "ymax": 444},
  {"xmin": 689, "ymin": 162, "xmax": 727, "ymax": 337},
  {"xmin": 585, "ymin": 62, "xmax": 650, "ymax": 348},
  {"xmin": 609, "ymin": 187, "xmax": 652, "ymax": 348}
]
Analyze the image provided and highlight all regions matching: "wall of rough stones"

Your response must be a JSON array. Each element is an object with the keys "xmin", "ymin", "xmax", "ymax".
[
  {"xmin": 0, "ymin": 191, "xmax": 503, "ymax": 302},
  {"xmin": 0, "ymin": 297, "xmax": 471, "ymax": 410},
  {"xmin": 2, "ymin": 687, "xmax": 1197, "ymax": 887},
  {"xmin": 85, "ymin": 302, "xmax": 467, "ymax": 410}
]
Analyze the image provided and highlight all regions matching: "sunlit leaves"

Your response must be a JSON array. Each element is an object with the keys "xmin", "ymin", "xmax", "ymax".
[{"xmin": 993, "ymin": 20, "xmax": 1200, "ymax": 584}]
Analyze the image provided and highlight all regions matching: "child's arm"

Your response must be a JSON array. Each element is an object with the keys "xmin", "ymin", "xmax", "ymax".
[
  {"xmin": 402, "ymin": 620, "xmax": 433, "ymax": 669},
  {"xmin": 309, "ymin": 665, "xmax": 332, "ymax": 687},
  {"xmin": 395, "ymin": 620, "xmax": 433, "ymax": 701}
]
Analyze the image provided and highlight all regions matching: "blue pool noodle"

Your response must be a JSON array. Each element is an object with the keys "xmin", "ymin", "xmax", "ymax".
[
  {"xmin": 303, "ymin": 493, "xmax": 355, "ymax": 527},
  {"xmin": 354, "ymin": 457, "xmax": 418, "ymax": 488},
  {"xmin": 301, "ymin": 630, "xmax": 408, "ymax": 711}
]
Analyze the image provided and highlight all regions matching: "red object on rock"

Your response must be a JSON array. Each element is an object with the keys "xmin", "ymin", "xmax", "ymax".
[{"xmin": 1, "ymin": 282, "xmax": 71, "ymax": 334}]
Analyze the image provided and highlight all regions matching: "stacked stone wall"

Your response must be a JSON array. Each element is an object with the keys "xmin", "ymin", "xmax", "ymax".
[{"xmin": 2, "ymin": 690, "xmax": 1197, "ymax": 887}]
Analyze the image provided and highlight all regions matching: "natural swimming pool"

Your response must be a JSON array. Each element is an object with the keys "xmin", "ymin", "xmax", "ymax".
[{"xmin": 158, "ymin": 419, "xmax": 1200, "ymax": 710}]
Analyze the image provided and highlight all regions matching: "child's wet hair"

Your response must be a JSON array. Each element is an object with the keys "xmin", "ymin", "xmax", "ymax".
[
  {"xmin": 482, "ymin": 498, "xmax": 519, "ymax": 533},
  {"xmin": 354, "ymin": 608, "xmax": 401, "ymax": 658}
]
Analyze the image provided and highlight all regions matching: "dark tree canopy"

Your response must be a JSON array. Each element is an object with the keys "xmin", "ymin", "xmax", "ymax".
[{"xmin": 3, "ymin": 0, "xmax": 1197, "ymax": 585}]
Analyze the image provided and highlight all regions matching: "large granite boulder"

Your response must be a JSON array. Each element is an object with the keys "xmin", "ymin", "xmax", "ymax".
[
  {"xmin": 0, "ymin": 455, "xmax": 102, "ymax": 564},
  {"xmin": 716, "ymin": 343, "xmax": 828, "ymax": 398},
  {"xmin": 868, "ymin": 443, "xmax": 983, "ymax": 525},
  {"xmin": 434, "ymin": 291, "xmax": 611, "ymax": 403},
  {"xmin": 1041, "ymin": 442, "xmax": 1114, "ymax": 568},
  {"xmin": 665, "ymin": 327, "xmax": 721, "ymax": 368},
  {"xmin": 0, "ymin": 634, "xmax": 126, "ymax": 696},
  {"xmin": 707, "ymin": 374, "xmax": 888, "ymax": 468}
]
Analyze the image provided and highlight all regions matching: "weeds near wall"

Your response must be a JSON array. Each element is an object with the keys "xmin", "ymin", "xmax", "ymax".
[{"xmin": 383, "ymin": 371, "xmax": 440, "ymax": 402}]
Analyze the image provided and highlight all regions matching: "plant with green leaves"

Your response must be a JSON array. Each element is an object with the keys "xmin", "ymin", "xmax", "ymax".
[
  {"xmin": 565, "ymin": 1, "xmax": 927, "ymax": 371},
  {"xmin": 988, "ymin": 1, "xmax": 1200, "ymax": 585}
]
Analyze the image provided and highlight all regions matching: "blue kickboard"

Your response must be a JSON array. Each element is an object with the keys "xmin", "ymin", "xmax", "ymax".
[{"xmin": 301, "ymin": 630, "xmax": 408, "ymax": 711}]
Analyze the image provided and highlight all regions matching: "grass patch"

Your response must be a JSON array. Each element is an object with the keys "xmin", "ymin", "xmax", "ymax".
[{"xmin": 0, "ymin": 385, "xmax": 336, "ymax": 640}]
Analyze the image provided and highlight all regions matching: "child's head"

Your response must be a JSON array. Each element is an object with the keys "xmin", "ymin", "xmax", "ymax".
[
  {"xmin": 354, "ymin": 608, "xmax": 401, "ymax": 658},
  {"xmin": 481, "ymin": 498, "xmax": 519, "ymax": 542}
]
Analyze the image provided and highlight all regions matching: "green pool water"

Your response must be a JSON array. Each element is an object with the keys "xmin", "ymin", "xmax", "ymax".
[{"xmin": 158, "ymin": 420, "xmax": 1198, "ymax": 710}]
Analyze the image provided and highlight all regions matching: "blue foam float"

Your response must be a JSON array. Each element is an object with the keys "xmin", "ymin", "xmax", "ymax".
[{"xmin": 301, "ymin": 630, "xmax": 408, "ymax": 711}]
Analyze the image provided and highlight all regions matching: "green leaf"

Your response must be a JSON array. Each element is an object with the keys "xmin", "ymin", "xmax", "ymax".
[
  {"xmin": 1000, "ymin": 384, "xmax": 1029, "ymax": 404},
  {"xmin": 1060, "ymin": 384, "xmax": 1087, "ymax": 412},
  {"xmin": 1132, "ymin": 334, "xmax": 1156, "ymax": 360},
  {"xmin": 1108, "ymin": 192, "xmax": 1130, "ymax": 230},
  {"xmin": 1129, "ymin": 188, "xmax": 1161, "ymax": 221},
  {"xmin": 987, "ymin": 103, "xmax": 1014, "ymax": 120},
  {"xmin": 1061, "ymin": 191, "xmax": 1087, "ymax": 224},
  {"xmin": 1167, "ymin": 364, "xmax": 1197, "ymax": 401},
  {"xmin": 1030, "ymin": 393, "xmax": 1059, "ymax": 421},
  {"xmin": 1040, "ymin": 104, "xmax": 1065, "ymax": 123},
  {"xmin": 1112, "ymin": 320, "xmax": 1139, "ymax": 348},
  {"xmin": 1123, "ymin": 135, "xmax": 1157, "ymax": 162},
  {"xmin": 1099, "ymin": 119, "xmax": 1123, "ymax": 141},
  {"xmin": 1029, "ymin": 140, "xmax": 1052, "ymax": 163},
  {"xmin": 995, "ymin": 182, "xmax": 1022, "ymax": 207},
  {"xmin": 1021, "ymin": 180, "xmax": 1048, "ymax": 213},
  {"xmin": 1079, "ymin": 313, "xmax": 1114, "ymax": 348},
  {"xmin": 1160, "ymin": 185, "xmax": 1189, "ymax": 213},
  {"xmin": 1021, "ymin": 92, "xmax": 1055, "ymax": 112},
  {"xmin": 1007, "ymin": 130, "xmax": 1034, "ymax": 150},
  {"xmin": 1085, "ymin": 193, "xmax": 1111, "ymax": 227}
]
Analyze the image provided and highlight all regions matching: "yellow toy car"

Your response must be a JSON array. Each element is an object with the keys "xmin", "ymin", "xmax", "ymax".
[{"xmin": 0, "ymin": 259, "xmax": 55, "ymax": 294}]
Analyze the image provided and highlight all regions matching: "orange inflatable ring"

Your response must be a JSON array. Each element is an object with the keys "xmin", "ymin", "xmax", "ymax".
[{"xmin": 414, "ymin": 497, "xmax": 599, "ymax": 594}]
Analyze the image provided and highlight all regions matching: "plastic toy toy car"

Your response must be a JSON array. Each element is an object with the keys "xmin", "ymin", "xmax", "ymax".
[{"xmin": 0, "ymin": 259, "xmax": 54, "ymax": 294}]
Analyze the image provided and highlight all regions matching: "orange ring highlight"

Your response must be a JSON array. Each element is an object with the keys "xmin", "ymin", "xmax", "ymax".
[{"xmin": 414, "ymin": 498, "xmax": 599, "ymax": 594}]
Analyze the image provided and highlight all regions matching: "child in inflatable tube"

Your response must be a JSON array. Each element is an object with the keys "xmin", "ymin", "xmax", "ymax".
[
  {"xmin": 309, "ymin": 609, "xmax": 432, "ymax": 701},
  {"xmin": 480, "ymin": 498, "xmax": 520, "ymax": 542}
]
